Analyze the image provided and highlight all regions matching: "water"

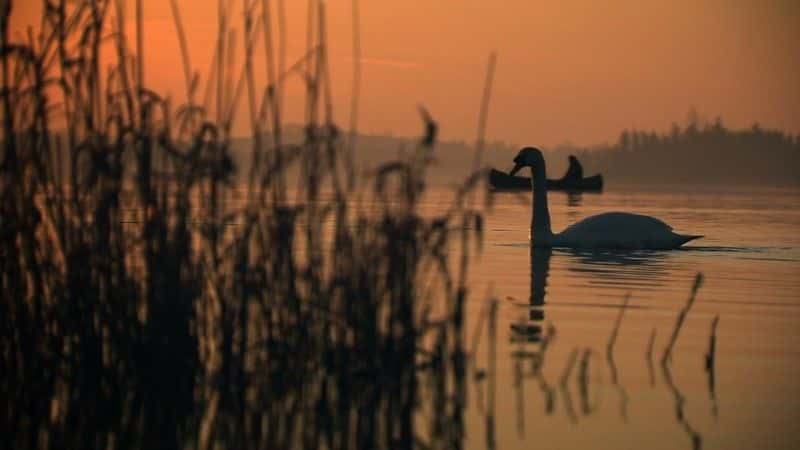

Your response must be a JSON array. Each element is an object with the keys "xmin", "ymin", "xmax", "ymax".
[
  {"xmin": 453, "ymin": 185, "xmax": 800, "ymax": 450},
  {"xmin": 30, "ymin": 182, "xmax": 800, "ymax": 449}
]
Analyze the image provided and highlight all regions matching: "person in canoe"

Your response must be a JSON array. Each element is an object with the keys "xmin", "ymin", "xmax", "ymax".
[{"xmin": 563, "ymin": 155, "xmax": 583, "ymax": 181}]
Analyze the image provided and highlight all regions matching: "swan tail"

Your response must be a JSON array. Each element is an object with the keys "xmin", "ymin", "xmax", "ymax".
[{"xmin": 676, "ymin": 234, "xmax": 703, "ymax": 247}]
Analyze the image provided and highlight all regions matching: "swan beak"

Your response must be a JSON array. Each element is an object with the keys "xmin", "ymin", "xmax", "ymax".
[{"xmin": 510, "ymin": 163, "xmax": 524, "ymax": 176}]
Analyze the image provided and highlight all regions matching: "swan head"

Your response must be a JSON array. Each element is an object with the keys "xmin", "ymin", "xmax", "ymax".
[{"xmin": 510, "ymin": 147, "xmax": 545, "ymax": 176}]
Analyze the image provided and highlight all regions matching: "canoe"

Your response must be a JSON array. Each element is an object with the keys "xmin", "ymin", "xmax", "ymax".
[{"xmin": 489, "ymin": 168, "xmax": 604, "ymax": 192}]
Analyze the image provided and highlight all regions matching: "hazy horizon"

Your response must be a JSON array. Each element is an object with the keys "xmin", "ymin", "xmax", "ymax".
[{"xmin": 225, "ymin": 120, "xmax": 800, "ymax": 188}]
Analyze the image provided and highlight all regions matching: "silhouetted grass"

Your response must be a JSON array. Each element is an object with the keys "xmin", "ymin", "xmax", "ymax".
[
  {"xmin": 0, "ymin": 2, "xmax": 486, "ymax": 449},
  {"xmin": 2, "ymin": 2, "xmax": 725, "ymax": 449}
]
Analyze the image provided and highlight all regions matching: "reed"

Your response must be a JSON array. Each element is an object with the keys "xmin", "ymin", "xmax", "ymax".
[
  {"xmin": 705, "ymin": 315, "xmax": 720, "ymax": 418},
  {"xmin": 1, "ymin": 2, "xmax": 722, "ymax": 448},
  {"xmin": 0, "ymin": 1, "xmax": 486, "ymax": 449},
  {"xmin": 606, "ymin": 293, "xmax": 630, "ymax": 421},
  {"xmin": 662, "ymin": 273, "xmax": 704, "ymax": 364}
]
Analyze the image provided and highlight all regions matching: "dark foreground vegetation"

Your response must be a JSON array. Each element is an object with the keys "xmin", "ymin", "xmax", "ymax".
[
  {"xmin": 1, "ymin": 1, "xmax": 487, "ymax": 448},
  {"xmin": 1, "ymin": 2, "xmax": 721, "ymax": 449}
]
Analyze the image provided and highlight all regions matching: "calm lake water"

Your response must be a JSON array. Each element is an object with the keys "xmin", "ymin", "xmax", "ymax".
[
  {"xmin": 116, "ymin": 182, "xmax": 800, "ymax": 449},
  {"xmin": 437, "ymin": 185, "xmax": 800, "ymax": 450}
]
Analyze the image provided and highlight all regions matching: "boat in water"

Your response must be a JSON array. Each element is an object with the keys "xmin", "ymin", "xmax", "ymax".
[{"xmin": 489, "ymin": 168, "xmax": 603, "ymax": 192}]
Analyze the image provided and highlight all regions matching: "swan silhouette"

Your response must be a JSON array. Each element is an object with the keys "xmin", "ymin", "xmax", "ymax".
[{"xmin": 510, "ymin": 147, "xmax": 702, "ymax": 249}]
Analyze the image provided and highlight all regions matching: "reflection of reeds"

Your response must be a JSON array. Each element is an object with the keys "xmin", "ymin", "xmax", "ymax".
[
  {"xmin": 646, "ymin": 327, "xmax": 657, "ymax": 387},
  {"xmin": 662, "ymin": 273, "xmax": 704, "ymax": 363},
  {"xmin": 705, "ymin": 315, "xmax": 719, "ymax": 419},
  {"xmin": 504, "ymin": 254, "xmax": 713, "ymax": 443},
  {"xmin": 486, "ymin": 298, "xmax": 498, "ymax": 450},
  {"xmin": 1, "ymin": 1, "xmax": 487, "ymax": 448},
  {"xmin": 559, "ymin": 347, "xmax": 580, "ymax": 424},
  {"xmin": 661, "ymin": 359, "xmax": 703, "ymax": 450},
  {"xmin": 577, "ymin": 348, "xmax": 594, "ymax": 416},
  {"xmin": 660, "ymin": 273, "xmax": 705, "ymax": 450},
  {"xmin": 606, "ymin": 293, "xmax": 630, "ymax": 421}
]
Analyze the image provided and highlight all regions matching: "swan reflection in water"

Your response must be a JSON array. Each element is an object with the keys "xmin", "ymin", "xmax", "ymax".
[
  {"xmin": 564, "ymin": 248, "xmax": 677, "ymax": 295},
  {"xmin": 507, "ymin": 247, "xmax": 711, "ymax": 436},
  {"xmin": 509, "ymin": 248, "xmax": 598, "ymax": 426},
  {"xmin": 509, "ymin": 246, "xmax": 677, "ymax": 347},
  {"xmin": 510, "ymin": 247, "xmax": 552, "ymax": 343},
  {"xmin": 509, "ymin": 247, "xmax": 558, "ymax": 431}
]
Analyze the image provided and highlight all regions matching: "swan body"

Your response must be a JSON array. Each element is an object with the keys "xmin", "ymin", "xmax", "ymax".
[
  {"xmin": 511, "ymin": 147, "xmax": 701, "ymax": 249},
  {"xmin": 544, "ymin": 212, "xmax": 700, "ymax": 249}
]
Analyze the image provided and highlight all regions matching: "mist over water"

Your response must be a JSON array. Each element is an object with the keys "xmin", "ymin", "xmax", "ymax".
[{"xmin": 229, "ymin": 123, "xmax": 800, "ymax": 189}]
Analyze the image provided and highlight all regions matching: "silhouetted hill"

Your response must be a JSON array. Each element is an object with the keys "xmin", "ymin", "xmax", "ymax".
[
  {"xmin": 558, "ymin": 120, "xmax": 800, "ymax": 187},
  {"xmin": 230, "ymin": 120, "xmax": 800, "ymax": 188},
  {"xmin": 229, "ymin": 126, "xmax": 524, "ymax": 187}
]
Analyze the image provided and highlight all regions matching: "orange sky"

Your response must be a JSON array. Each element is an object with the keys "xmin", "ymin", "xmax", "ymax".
[{"xmin": 10, "ymin": 0, "xmax": 800, "ymax": 147}]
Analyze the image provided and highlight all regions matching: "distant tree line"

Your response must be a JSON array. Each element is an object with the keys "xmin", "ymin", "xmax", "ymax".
[
  {"xmin": 229, "ymin": 118, "xmax": 800, "ymax": 187},
  {"xmin": 559, "ymin": 116, "xmax": 800, "ymax": 186}
]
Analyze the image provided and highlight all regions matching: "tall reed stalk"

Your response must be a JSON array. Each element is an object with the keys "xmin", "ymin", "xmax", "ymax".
[{"xmin": 0, "ymin": 2, "xmax": 486, "ymax": 449}]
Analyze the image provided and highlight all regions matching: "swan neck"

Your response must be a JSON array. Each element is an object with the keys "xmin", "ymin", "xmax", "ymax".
[{"xmin": 531, "ymin": 163, "xmax": 553, "ymax": 240}]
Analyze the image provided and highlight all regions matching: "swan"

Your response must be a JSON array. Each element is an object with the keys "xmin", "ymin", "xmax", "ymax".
[{"xmin": 509, "ymin": 147, "xmax": 702, "ymax": 249}]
